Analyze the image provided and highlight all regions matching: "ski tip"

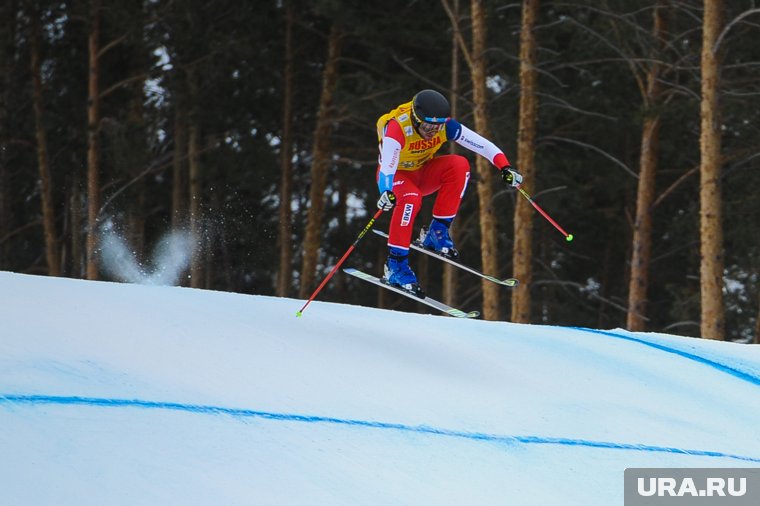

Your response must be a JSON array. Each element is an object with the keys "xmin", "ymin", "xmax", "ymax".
[
  {"xmin": 502, "ymin": 278, "xmax": 519, "ymax": 287},
  {"xmin": 295, "ymin": 311, "xmax": 303, "ymax": 318},
  {"xmin": 446, "ymin": 308, "xmax": 480, "ymax": 319}
]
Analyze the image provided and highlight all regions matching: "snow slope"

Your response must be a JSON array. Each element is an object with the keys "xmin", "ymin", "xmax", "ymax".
[{"xmin": 1, "ymin": 271, "xmax": 759, "ymax": 505}]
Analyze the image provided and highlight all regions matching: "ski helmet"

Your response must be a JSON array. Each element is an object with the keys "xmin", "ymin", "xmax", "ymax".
[{"xmin": 412, "ymin": 89, "xmax": 450, "ymax": 124}]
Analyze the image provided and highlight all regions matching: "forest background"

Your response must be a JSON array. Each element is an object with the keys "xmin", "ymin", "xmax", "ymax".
[{"xmin": 1, "ymin": 0, "xmax": 759, "ymax": 342}]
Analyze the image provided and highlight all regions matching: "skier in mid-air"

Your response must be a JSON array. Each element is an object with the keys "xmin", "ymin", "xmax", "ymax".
[{"xmin": 375, "ymin": 89, "xmax": 523, "ymax": 296}]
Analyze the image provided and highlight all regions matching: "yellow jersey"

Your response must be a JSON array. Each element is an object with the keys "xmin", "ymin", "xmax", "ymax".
[{"xmin": 376, "ymin": 100, "xmax": 448, "ymax": 171}]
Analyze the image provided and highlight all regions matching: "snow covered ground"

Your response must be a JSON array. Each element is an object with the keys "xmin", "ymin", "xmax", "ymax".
[{"xmin": 1, "ymin": 271, "xmax": 759, "ymax": 505}]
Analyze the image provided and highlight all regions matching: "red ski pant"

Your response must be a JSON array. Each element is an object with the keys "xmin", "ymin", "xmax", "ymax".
[{"xmin": 378, "ymin": 154, "xmax": 471, "ymax": 250}]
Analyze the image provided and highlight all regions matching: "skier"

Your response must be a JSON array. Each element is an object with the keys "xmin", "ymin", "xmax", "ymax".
[{"xmin": 375, "ymin": 89, "xmax": 522, "ymax": 296}]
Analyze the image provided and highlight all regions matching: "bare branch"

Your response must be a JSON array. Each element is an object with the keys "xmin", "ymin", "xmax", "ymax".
[
  {"xmin": 99, "ymin": 72, "xmax": 149, "ymax": 101},
  {"xmin": 0, "ymin": 220, "xmax": 43, "ymax": 245},
  {"xmin": 653, "ymin": 149, "xmax": 758, "ymax": 207},
  {"xmin": 391, "ymin": 54, "xmax": 453, "ymax": 96},
  {"xmin": 97, "ymin": 33, "xmax": 128, "ymax": 59},
  {"xmin": 541, "ymin": 135, "xmax": 637, "ymax": 178},
  {"xmin": 440, "ymin": 0, "xmax": 473, "ymax": 69},
  {"xmin": 537, "ymin": 92, "xmax": 619, "ymax": 121},
  {"xmin": 713, "ymin": 8, "xmax": 760, "ymax": 53},
  {"xmin": 654, "ymin": 165, "xmax": 697, "ymax": 208}
]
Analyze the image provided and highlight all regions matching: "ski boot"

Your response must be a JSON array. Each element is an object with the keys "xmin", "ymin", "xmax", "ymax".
[
  {"xmin": 383, "ymin": 247, "xmax": 425, "ymax": 298},
  {"xmin": 421, "ymin": 218, "xmax": 459, "ymax": 260}
]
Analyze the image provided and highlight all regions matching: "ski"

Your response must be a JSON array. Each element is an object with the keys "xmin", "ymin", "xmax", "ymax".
[
  {"xmin": 372, "ymin": 230, "xmax": 519, "ymax": 287},
  {"xmin": 343, "ymin": 268, "xmax": 480, "ymax": 319}
]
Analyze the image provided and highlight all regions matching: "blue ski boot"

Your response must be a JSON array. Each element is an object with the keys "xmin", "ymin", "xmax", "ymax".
[
  {"xmin": 421, "ymin": 218, "xmax": 459, "ymax": 259},
  {"xmin": 384, "ymin": 247, "xmax": 425, "ymax": 298}
]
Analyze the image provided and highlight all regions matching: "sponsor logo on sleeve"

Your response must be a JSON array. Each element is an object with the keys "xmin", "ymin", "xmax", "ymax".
[{"xmin": 461, "ymin": 135, "xmax": 484, "ymax": 150}]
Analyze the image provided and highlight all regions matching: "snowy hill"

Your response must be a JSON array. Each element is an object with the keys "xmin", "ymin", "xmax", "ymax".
[{"xmin": 1, "ymin": 271, "xmax": 759, "ymax": 505}]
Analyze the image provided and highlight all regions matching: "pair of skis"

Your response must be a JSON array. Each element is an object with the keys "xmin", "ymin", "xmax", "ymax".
[{"xmin": 343, "ymin": 230, "xmax": 518, "ymax": 319}]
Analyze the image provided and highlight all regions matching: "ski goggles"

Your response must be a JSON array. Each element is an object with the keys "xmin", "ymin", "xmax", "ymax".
[{"xmin": 418, "ymin": 121, "xmax": 445, "ymax": 136}]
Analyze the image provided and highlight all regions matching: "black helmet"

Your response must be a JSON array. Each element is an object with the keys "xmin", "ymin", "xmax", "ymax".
[{"xmin": 412, "ymin": 89, "xmax": 450, "ymax": 124}]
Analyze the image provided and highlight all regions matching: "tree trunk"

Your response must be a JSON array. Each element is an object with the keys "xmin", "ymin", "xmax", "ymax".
[
  {"xmin": 627, "ymin": 117, "xmax": 660, "ymax": 331},
  {"xmin": 126, "ymin": 13, "xmax": 148, "ymax": 261},
  {"xmin": 441, "ymin": 0, "xmax": 500, "ymax": 318},
  {"xmin": 699, "ymin": 0, "xmax": 725, "ymax": 340},
  {"xmin": 755, "ymin": 295, "xmax": 760, "ymax": 344},
  {"xmin": 298, "ymin": 25, "xmax": 341, "ymax": 299},
  {"xmin": 627, "ymin": 1, "xmax": 667, "ymax": 331},
  {"xmin": 86, "ymin": 0, "xmax": 101, "ymax": 280},
  {"xmin": 511, "ymin": 0, "xmax": 539, "ymax": 323},
  {"xmin": 0, "ymin": 73, "xmax": 7, "ymax": 266},
  {"xmin": 171, "ymin": 96, "xmax": 188, "ymax": 286},
  {"xmin": 277, "ymin": 1, "xmax": 295, "ymax": 297},
  {"xmin": 0, "ymin": 0, "xmax": 16, "ymax": 267},
  {"xmin": 29, "ymin": 7, "xmax": 60, "ymax": 276},
  {"xmin": 470, "ymin": 0, "xmax": 500, "ymax": 320},
  {"xmin": 172, "ymin": 100, "xmax": 188, "ymax": 231},
  {"xmin": 335, "ymin": 177, "xmax": 348, "ymax": 298},
  {"xmin": 443, "ymin": 0, "xmax": 460, "ymax": 307},
  {"xmin": 188, "ymin": 90, "xmax": 203, "ymax": 289},
  {"xmin": 70, "ymin": 169, "xmax": 83, "ymax": 277}
]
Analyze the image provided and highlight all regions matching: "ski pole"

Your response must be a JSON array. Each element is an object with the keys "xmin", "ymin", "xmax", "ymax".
[
  {"xmin": 516, "ymin": 185, "xmax": 574, "ymax": 242},
  {"xmin": 296, "ymin": 208, "xmax": 385, "ymax": 317}
]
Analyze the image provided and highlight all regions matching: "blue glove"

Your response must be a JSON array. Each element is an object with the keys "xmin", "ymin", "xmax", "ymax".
[
  {"xmin": 377, "ymin": 190, "xmax": 397, "ymax": 211},
  {"xmin": 500, "ymin": 166, "xmax": 523, "ymax": 187}
]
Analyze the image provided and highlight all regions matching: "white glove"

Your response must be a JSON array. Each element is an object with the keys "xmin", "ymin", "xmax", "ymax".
[
  {"xmin": 377, "ymin": 190, "xmax": 397, "ymax": 211},
  {"xmin": 501, "ymin": 167, "xmax": 523, "ymax": 187}
]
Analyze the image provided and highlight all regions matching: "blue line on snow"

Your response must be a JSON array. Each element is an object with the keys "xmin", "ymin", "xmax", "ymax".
[
  {"xmin": 3, "ymin": 393, "xmax": 759, "ymax": 463},
  {"xmin": 570, "ymin": 327, "xmax": 760, "ymax": 387}
]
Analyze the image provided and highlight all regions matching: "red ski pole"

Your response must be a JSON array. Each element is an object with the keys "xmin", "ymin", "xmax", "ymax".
[
  {"xmin": 296, "ymin": 208, "xmax": 385, "ymax": 317},
  {"xmin": 516, "ymin": 185, "xmax": 574, "ymax": 242}
]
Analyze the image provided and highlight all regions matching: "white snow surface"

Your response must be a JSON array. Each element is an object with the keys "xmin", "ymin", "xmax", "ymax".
[{"xmin": 1, "ymin": 271, "xmax": 759, "ymax": 505}]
